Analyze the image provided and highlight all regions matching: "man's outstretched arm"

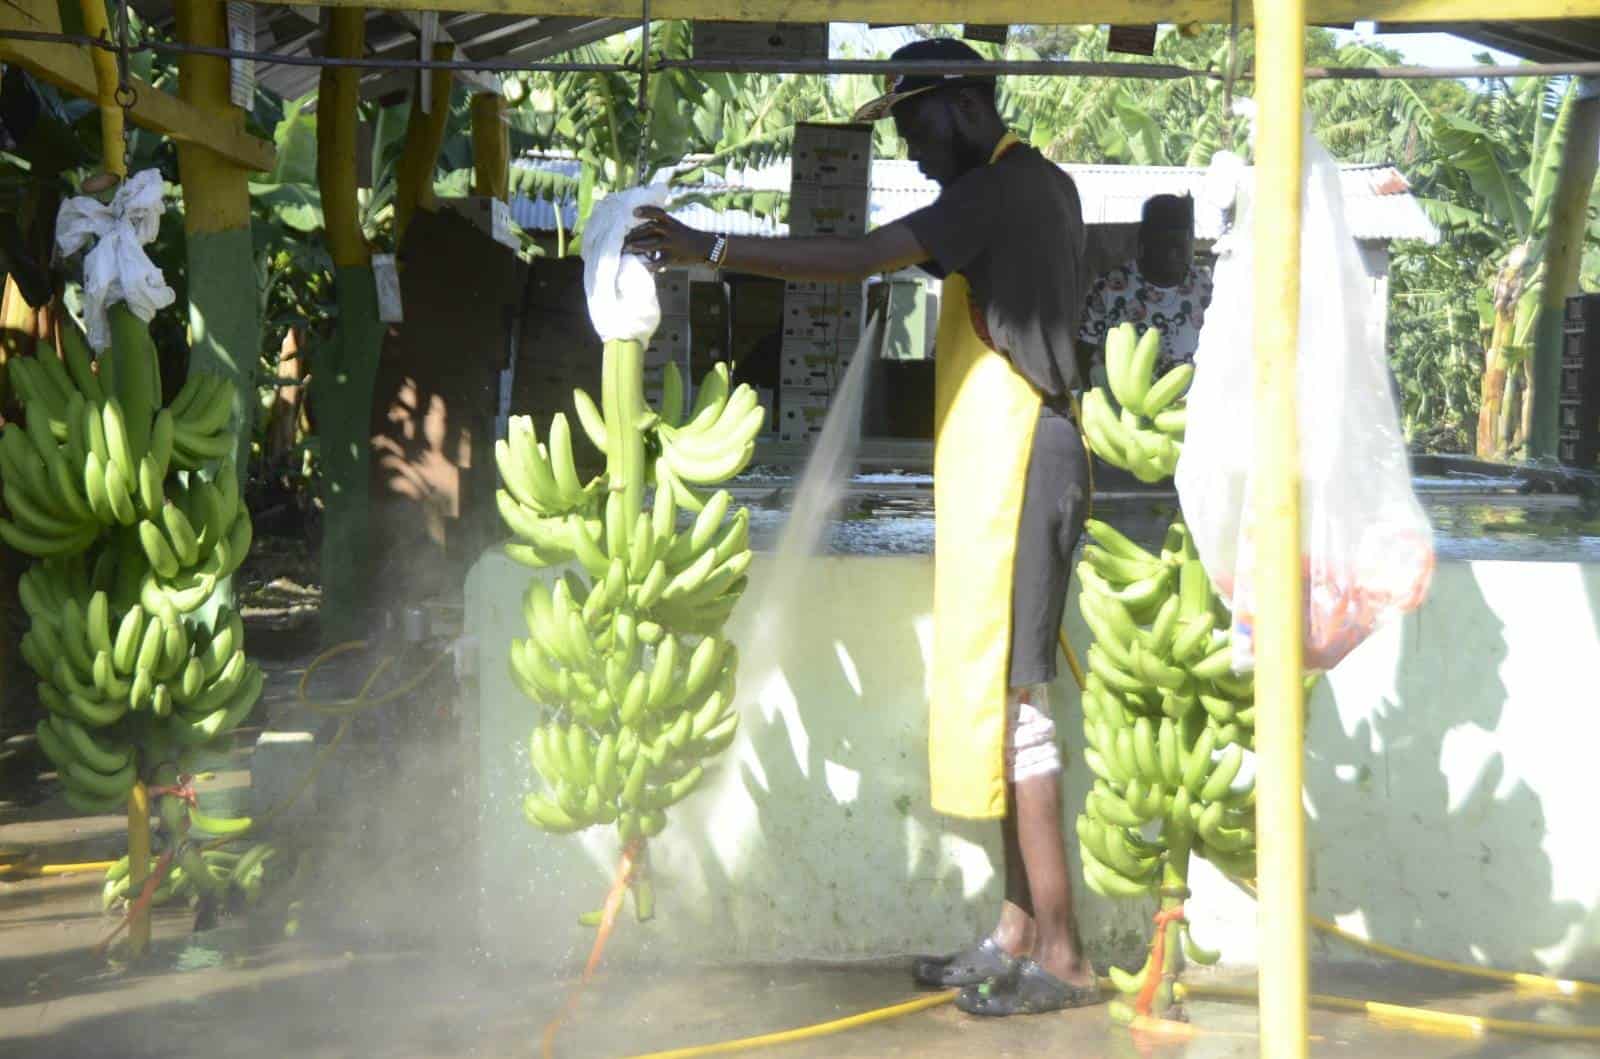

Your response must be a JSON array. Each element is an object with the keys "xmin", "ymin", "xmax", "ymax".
[{"xmin": 624, "ymin": 206, "xmax": 929, "ymax": 283}]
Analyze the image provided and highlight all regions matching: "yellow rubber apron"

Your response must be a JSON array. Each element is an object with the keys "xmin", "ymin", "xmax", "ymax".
[{"xmin": 929, "ymin": 134, "xmax": 1043, "ymax": 820}]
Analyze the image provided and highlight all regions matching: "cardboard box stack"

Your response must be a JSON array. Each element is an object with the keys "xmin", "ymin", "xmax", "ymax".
[
  {"xmin": 779, "ymin": 123, "xmax": 872, "ymax": 445},
  {"xmin": 646, "ymin": 270, "xmax": 692, "ymax": 410}
]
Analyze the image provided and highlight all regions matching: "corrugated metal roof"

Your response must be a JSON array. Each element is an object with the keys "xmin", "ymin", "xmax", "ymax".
[
  {"xmin": 511, "ymin": 154, "xmax": 1440, "ymax": 245},
  {"xmin": 126, "ymin": 2, "xmax": 630, "ymax": 104}
]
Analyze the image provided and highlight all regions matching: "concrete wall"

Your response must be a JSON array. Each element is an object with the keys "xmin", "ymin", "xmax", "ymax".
[{"xmin": 468, "ymin": 552, "xmax": 1600, "ymax": 977}]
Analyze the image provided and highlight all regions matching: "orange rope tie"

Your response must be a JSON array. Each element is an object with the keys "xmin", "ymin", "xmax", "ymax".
[
  {"xmin": 541, "ymin": 838, "xmax": 645, "ymax": 1059},
  {"xmin": 1135, "ymin": 904, "xmax": 1187, "ymax": 1018},
  {"xmin": 148, "ymin": 776, "xmax": 198, "ymax": 808}
]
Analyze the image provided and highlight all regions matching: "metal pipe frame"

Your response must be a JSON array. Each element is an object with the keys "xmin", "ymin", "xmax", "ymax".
[{"xmin": 0, "ymin": 29, "xmax": 1592, "ymax": 81}]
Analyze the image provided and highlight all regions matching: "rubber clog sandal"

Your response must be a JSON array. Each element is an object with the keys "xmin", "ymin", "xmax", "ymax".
[
  {"xmin": 955, "ymin": 958, "xmax": 1104, "ymax": 1017},
  {"xmin": 911, "ymin": 936, "xmax": 1019, "ymax": 989}
]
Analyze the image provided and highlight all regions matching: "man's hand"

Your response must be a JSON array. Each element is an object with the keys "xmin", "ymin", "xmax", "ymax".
[
  {"xmin": 624, "ymin": 206, "xmax": 713, "ymax": 269},
  {"xmin": 625, "ymin": 206, "xmax": 928, "ymax": 283}
]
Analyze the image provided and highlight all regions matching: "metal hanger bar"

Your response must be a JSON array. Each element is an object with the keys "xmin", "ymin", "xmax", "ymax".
[{"xmin": 1, "ymin": 30, "xmax": 1594, "ymax": 81}]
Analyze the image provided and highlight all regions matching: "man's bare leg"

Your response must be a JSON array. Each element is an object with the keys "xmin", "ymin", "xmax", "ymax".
[
  {"xmin": 994, "ymin": 785, "xmax": 1037, "ymax": 957},
  {"xmin": 1014, "ymin": 767, "xmax": 1095, "ymax": 988}
]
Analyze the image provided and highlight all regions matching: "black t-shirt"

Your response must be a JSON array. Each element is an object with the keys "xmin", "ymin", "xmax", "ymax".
[{"xmin": 903, "ymin": 143, "xmax": 1087, "ymax": 400}]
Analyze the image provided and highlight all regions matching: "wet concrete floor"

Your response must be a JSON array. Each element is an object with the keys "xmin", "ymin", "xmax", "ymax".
[
  {"xmin": 2, "ymin": 860, "xmax": 1596, "ymax": 1059},
  {"xmin": 4, "ymin": 647, "xmax": 1596, "ymax": 1058}
]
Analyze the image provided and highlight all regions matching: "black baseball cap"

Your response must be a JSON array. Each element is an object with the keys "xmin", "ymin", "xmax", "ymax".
[{"xmin": 852, "ymin": 38, "xmax": 996, "ymax": 123}]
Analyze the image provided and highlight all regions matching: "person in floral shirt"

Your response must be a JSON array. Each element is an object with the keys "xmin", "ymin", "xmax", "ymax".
[{"xmin": 1077, "ymin": 194, "xmax": 1213, "ymax": 382}]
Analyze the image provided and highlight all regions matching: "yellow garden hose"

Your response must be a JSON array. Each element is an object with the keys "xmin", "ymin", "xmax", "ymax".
[
  {"xmin": 0, "ymin": 858, "xmax": 117, "ymax": 878},
  {"xmin": 199, "ymin": 639, "xmax": 450, "ymax": 844},
  {"xmin": 1178, "ymin": 981, "xmax": 1600, "ymax": 1044},
  {"xmin": 614, "ymin": 964, "xmax": 1600, "ymax": 1059},
  {"xmin": 1308, "ymin": 919, "xmax": 1599, "ymax": 1001},
  {"xmin": 618, "ymin": 990, "xmax": 962, "ymax": 1059},
  {"xmin": 1227, "ymin": 878, "xmax": 1600, "ymax": 1001}
]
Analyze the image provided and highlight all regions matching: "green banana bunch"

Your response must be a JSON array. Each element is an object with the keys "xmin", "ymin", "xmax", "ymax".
[
  {"xmin": 499, "ymin": 340, "xmax": 762, "ymax": 923},
  {"xmin": 1074, "ymin": 514, "xmax": 1261, "ymax": 1019},
  {"xmin": 652, "ymin": 363, "xmax": 765, "ymax": 495},
  {"xmin": 1075, "ymin": 519, "xmax": 1259, "ymax": 885},
  {"xmin": 5, "ymin": 304, "xmax": 260, "ymax": 818},
  {"xmin": 1070, "ymin": 336, "xmax": 1325, "ymax": 1016},
  {"xmin": 1081, "ymin": 322, "xmax": 1191, "ymax": 484},
  {"xmin": 26, "ymin": 566, "xmax": 263, "ymax": 809},
  {"xmin": 100, "ymin": 840, "xmax": 276, "ymax": 912},
  {"xmin": 0, "ymin": 310, "xmax": 241, "ymax": 560}
]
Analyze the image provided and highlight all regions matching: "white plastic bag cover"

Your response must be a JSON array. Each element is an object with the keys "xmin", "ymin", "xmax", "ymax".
[
  {"xmin": 53, "ymin": 169, "xmax": 176, "ymax": 352},
  {"xmin": 1174, "ymin": 120, "xmax": 1434, "ymax": 673},
  {"xmin": 582, "ymin": 184, "xmax": 670, "ymax": 343}
]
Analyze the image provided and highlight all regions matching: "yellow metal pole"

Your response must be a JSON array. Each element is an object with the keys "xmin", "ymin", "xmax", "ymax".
[
  {"xmin": 127, "ymin": 781, "xmax": 151, "ymax": 956},
  {"xmin": 395, "ymin": 42, "xmax": 457, "ymax": 243},
  {"xmin": 319, "ymin": 8, "xmax": 369, "ymax": 270},
  {"xmin": 1251, "ymin": 0, "xmax": 1308, "ymax": 1056},
  {"xmin": 76, "ymin": 0, "xmax": 126, "ymax": 178},
  {"xmin": 471, "ymin": 91, "xmax": 510, "ymax": 201}
]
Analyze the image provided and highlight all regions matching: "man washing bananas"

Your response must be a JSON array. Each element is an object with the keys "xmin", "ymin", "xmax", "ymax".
[{"xmin": 625, "ymin": 38, "xmax": 1104, "ymax": 1017}]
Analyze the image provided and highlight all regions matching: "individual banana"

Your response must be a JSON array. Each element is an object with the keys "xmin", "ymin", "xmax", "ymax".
[{"xmin": 1143, "ymin": 363, "xmax": 1195, "ymax": 418}]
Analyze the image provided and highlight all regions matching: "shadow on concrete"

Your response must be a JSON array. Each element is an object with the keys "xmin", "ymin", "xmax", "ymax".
[{"xmin": 1302, "ymin": 562, "xmax": 1596, "ymax": 981}]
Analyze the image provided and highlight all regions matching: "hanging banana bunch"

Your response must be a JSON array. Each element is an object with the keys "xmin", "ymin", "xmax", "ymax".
[
  {"xmin": 1080, "ymin": 324, "xmax": 1190, "ymax": 484},
  {"xmin": 497, "ymin": 339, "xmax": 762, "ymax": 922},
  {"xmin": 2, "ymin": 303, "xmax": 261, "ymax": 838},
  {"xmin": 100, "ymin": 840, "xmax": 278, "ymax": 913},
  {"xmin": 1072, "ymin": 322, "xmax": 1319, "ymax": 1022}
]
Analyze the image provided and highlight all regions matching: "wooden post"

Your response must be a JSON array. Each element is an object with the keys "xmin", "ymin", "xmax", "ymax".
[
  {"xmin": 1252, "ymin": 0, "xmax": 1309, "ymax": 1055},
  {"xmin": 315, "ymin": 8, "xmax": 386, "ymax": 644},
  {"xmin": 1530, "ymin": 79, "xmax": 1600, "ymax": 461},
  {"xmin": 471, "ymin": 92, "xmax": 510, "ymax": 201},
  {"xmin": 174, "ymin": 0, "xmax": 262, "ymax": 487}
]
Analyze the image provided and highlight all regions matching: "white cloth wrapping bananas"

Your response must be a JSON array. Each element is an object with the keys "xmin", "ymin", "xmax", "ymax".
[
  {"xmin": 1006, "ymin": 685, "xmax": 1060, "ymax": 784},
  {"xmin": 53, "ymin": 169, "xmax": 176, "ymax": 353},
  {"xmin": 581, "ymin": 184, "xmax": 670, "ymax": 343}
]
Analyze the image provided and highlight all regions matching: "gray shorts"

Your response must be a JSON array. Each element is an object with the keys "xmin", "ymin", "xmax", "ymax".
[{"xmin": 1009, "ymin": 407, "xmax": 1089, "ymax": 687}]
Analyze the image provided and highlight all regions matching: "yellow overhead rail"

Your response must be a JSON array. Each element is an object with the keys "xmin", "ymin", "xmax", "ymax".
[
  {"xmin": 0, "ymin": 0, "xmax": 274, "ymax": 173},
  {"xmin": 250, "ymin": 0, "xmax": 1600, "ymax": 27}
]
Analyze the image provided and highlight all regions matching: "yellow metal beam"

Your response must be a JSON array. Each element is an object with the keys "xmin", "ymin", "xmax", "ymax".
[
  {"xmin": 1251, "ymin": 0, "xmax": 1309, "ymax": 1056},
  {"xmin": 250, "ymin": 0, "xmax": 1600, "ymax": 27},
  {"xmin": 0, "ymin": 0, "xmax": 273, "ymax": 173}
]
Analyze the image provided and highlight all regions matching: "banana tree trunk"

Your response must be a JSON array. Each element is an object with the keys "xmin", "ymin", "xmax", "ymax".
[
  {"xmin": 1476, "ymin": 306, "xmax": 1516, "ymax": 460},
  {"xmin": 1530, "ymin": 83, "xmax": 1600, "ymax": 460},
  {"xmin": 1477, "ymin": 247, "xmax": 1530, "ymax": 461},
  {"xmin": 1518, "ymin": 359, "xmax": 1536, "ymax": 458},
  {"xmin": 1499, "ymin": 362, "xmax": 1523, "ymax": 458}
]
